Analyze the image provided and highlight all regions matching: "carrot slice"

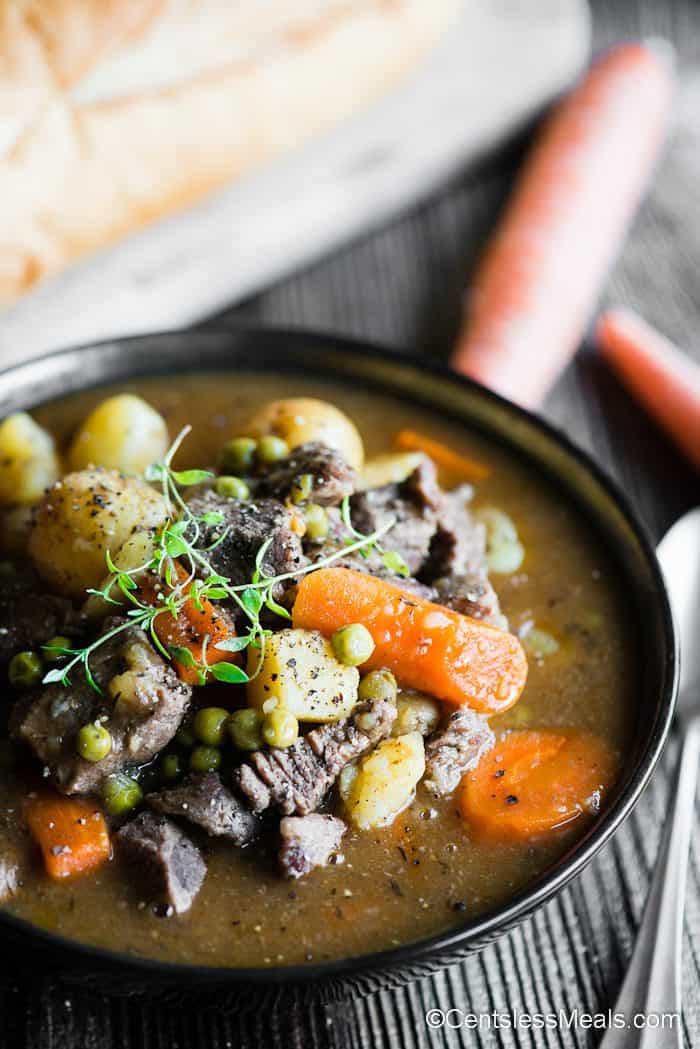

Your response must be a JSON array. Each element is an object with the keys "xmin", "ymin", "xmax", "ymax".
[
  {"xmin": 138, "ymin": 563, "xmax": 236, "ymax": 685},
  {"xmin": 393, "ymin": 429, "xmax": 490, "ymax": 482},
  {"xmin": 292, "ymin": 567, "xmax": 527, "ymax": 714},
  {"xmin": 596, "ymin": 307, "xmax": 700, "ymax": 471},
  {"xmin": 452, "ymin": 43, "xmax": 674, "ymax": 407},
  {"xmin": 459, "ymin": 730, "xmax": 617, "ymax": 841},
  {"xmin": 26, "ymin": 796, "xmax": 111, "ymax": 881}
]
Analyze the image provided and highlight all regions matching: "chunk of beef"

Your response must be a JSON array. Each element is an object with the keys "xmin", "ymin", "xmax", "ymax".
[
  {"xmin": 349, "ymin": 460, "xmax": 444, "ymax": 575},
  {"xmin": 10, "ymin": 621, "xmax": 191, "ymax": 794},
  {"xmin": 233, "ymin": 698, "xmax": 396, "ymax": 816},
  {"xmin": 148, "ymin": 772, "xmax": 258, "ymax": 845},
  {"xmin": 422, "ymin": 484, "xmax": 486, "ymax": 582},
  {"xmin": 433, "ymin": 573, "xmax": 507, "ymax": 630},
  {"xmin": 0, "ymin": 565, "xmax": 83, "ymax": 666},
  {"xmin": 423, "ymin": 707, "xmax": 495, "ymax": 797},
  {"xmin": 186, "ymin": 492, "xmax": 307, "ymax": 606},
  {"xmin": 278, "ymin": 814, "xmax": 346, "ymax": 879},
  {"xmin": 116, "ymin": 812, "xmax": 206, "ymax": 916},
  {"xmin": 257, "ymin": 442, "xmax": 356, "ymax": 506}
]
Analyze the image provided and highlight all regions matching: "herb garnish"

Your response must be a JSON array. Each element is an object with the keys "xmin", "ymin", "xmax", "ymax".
[{"xmin": 44, "ymin": 427, "xmax": 396, "ymax": 692}]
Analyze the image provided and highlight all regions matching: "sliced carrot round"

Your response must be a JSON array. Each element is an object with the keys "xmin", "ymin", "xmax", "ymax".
[{"xmin": 459, "ymin": 729, "xmax": 617, "ymax": 841}]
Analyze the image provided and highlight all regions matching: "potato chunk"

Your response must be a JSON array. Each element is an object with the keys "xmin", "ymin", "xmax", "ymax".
[
  {"xmin": 244, "ymin": 398, "xmax": 364, "ymax": 469},
  {"xmin": 343, "ymin": 732, "xmax": 425, "ymax": 830},
  {"xmin": 0, "ymin": 413, "xmax": 61, "ymax": 506},
  {"xmin": 246, "ymin": 628, "xmax": 359, "ymax": 723},
  {"xmin": 358, "ymin": 452, "xmax": 424, "ymax": 491},
  {"xmin": 68, "ymin": 394, "xmax": 169, "ymax": 475},
  {"xmin": 29, "ymin": 469, "xmax": 168, "ymax": 599},
  {"xmin": 392, "ymin": 691, "xmax": 441, "ymax": 738}
]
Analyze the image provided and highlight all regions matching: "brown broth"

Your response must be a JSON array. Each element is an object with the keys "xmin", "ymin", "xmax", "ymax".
[{"xmin": 2, "ymin": 373, "xmax": 636, "ymax": 966}]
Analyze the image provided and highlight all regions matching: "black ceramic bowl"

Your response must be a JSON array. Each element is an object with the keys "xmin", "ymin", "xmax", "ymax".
[{"xmin": 0, "ymin": 328, "xmax": 677, "ymax": 1004}]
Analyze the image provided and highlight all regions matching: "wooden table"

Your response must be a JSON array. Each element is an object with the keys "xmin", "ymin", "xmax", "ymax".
[{"xmin": 3, "ymin": 1, "xmax": 700, "ymax": 1046}]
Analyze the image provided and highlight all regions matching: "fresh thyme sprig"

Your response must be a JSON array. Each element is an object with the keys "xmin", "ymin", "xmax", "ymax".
[{"xmin": 43, "ymin": 427, "xmax": 397, "ymax": 692}]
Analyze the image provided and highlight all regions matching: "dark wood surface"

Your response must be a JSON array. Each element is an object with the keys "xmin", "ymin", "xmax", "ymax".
[{"xmin": 4, "ymin": 2, "xmax": 700, "ymax": 1046}]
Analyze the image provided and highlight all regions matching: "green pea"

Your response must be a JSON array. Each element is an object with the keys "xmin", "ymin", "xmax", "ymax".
[
  {"xmin": 8, "ymin": 650, "xmax": 43, "ymax": 690},
  {"xmin": 304, "ymin": 504, "xmax": 329, "ymax": 542},
  {"xmin": 358, "ymin": 668, "xmax": 397, "ymax": 703},
  {"xmin": 175, "ymin": 723, "xmax": 196, "ymax": 749},
  {"xmin": 160, "ymin": 753, "xmax": 182, "ymax": 782},
  {"xmin": 290, "ymin": 473, "xmax": 313, "ymax": 505},
  {"xmin": 220, "ymin": 436, "xmax": 257, "ymax": 474},
  {"xmin": 331, "ymin": 623, "xmax": 375, "ymax": 667},
  {"xmin": 77, "ymin": 722, "xmax": 112, "ymax": 763},
  {"xmin": 262, "ymin": 709, "xmax": 299, "ymax": 749},
  {"xmin": 189, "ymin": 745, "xmax": 222, "ymax": 773},
  {"xmin": 215, "ymin": 475, "xmax": 250, "ymax": 501},
  {"xmin": 257, "ymin": 435, "xmax": 289, "ymax": 465},
  {"xmin": 227, "ymin": 708, "xmax": 264, "ymax": 752},
  {"xmin": 193, "ymin": 706, "xmax": 229, "ymax": 746},
  {"xmin": 103, "ymin": 773, "xmax": 143, "ymax": 817},
  {"xmin": 42, "ymin": 636, "xmax": 72, "ymax": 663}
]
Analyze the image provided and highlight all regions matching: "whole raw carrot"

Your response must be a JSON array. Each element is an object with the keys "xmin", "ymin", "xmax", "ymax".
[
  {"xmin": 596, "ymin": 308, "xmax": 700, "ymax": 471},
  {"xmin": 452, "ymin": 42, "xmax": 674, "ymax": 408},
  {"xmin": 26, "ymin": 796, "xmax": 111, "ymax": 880},
  {"xmin": 292, "ymin": 567, "xmax": 527, "ymax": 714}
]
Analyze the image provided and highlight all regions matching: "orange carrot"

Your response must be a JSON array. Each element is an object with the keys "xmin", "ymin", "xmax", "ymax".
[
  {"xmin": 393, "ymin": 429, "xmax": 490, "ymax": 482},
  {"xmin": 452, "ymin": 43, "xmax": 674, "ymax": 408},
  {"xmin": 138, "ymin": 564, "xmax": 236, "ymax": 685},
  {"xmin": 459, "ymin": 730, "xmax": 617, "ymax": 841},
  {"xmin": 26, "ymin": 796, "xmax": 111, "ymax": 881},
  {"xmin": 292, "ymin": 567, "xmax": 527, "ymax": 714},
  {"xmin": 596, "ymin": 308, "xmax": 700, "ymax": 471}
]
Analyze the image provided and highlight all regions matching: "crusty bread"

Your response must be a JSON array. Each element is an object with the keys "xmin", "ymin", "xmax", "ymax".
[
  {"xmin": 0, "ymin": 0, "xmax": 163, "ymax": 153},
  {"xmin": 0, "ymin": 0, "xmax": 460, "ymax": 304}
]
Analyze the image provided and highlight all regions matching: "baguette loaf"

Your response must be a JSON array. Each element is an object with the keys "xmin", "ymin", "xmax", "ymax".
[{"xmin": 0, "ymin": 0, "xmax": 460, "ymax": 304}]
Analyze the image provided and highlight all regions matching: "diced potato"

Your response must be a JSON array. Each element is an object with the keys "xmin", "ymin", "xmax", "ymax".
[
  {"xmin": 358, "ymin": 452, "xmax": 424, "ymax": 491},
  {"xmin": 68, "ymin": 395, "xmax": 169, "ymax": 475},
  {"xmin": 84, "ymin": 530, "xmax": 158, "ymax": 620},
  {"xmin": 474, "ymin": 506, "xmax": 525, "ymax": 574},
  {"xmin": 343, "ymin": 732, "xmax": 425, "ymax": 830},
  {"xmin": 243, "ymin": 398, "xmax": 364, "ymax": 469},
  {"xmin": 391, "ymin": 691, "xmax": 441, "ymax": 738},
  {"xmin": 246, "ymin": 628, "xmax": 359, "ymax": 722},
  {"xmin": 0, "ymin": 413, "xmax": 61, "ymax": 506},
  {"xmin": 29, "ymin": 469, "xmax": 168, "ymax": 599}
]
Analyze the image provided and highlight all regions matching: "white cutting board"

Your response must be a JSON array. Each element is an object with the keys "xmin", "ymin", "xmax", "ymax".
[{"xmin": 0, "ymin": 0, "xmax": 590, "ymax": 369}]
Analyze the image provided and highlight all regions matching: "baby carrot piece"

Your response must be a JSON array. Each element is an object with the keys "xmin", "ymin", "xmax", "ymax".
[
  {"xmin": 292, "ymin": 567, "xmax": 527, "ymax": 714},
  {"xmin": 393, "ymin": 429, "xmax": 490, "ymax": 482},
  {"xmin": 459, "ymin": 730, "xmax": 617, "ymax": 841},
  {"xmin": 452, "ymin": 43, "xmax": 674, "ymax": 407},
  {"xmin": 26, "ymin": 796, "xmax": 111, "ymax": 881},
  {"xmin": 138, "ymin": 563, "xmax": 236, "ymax": 685},
  {"xmin": 596, "ymin": 308, "xmax": 700, "ymax": 471}
]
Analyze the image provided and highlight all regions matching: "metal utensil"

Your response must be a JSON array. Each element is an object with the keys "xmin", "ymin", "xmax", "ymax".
[{"xmin": 601, "ymin": 508, "xmax": 700, "ymax": 1049}]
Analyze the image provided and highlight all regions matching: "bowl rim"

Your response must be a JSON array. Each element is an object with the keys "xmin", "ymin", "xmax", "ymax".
[{"xmin": 0, "ymin": 325, "xmax": 678, "ymax": 984}]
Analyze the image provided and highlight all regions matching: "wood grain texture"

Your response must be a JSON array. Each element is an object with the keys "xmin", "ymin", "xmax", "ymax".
[{"xmin": 3, "ymin": 2, "xmax": 700, "ymax": 1047}]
